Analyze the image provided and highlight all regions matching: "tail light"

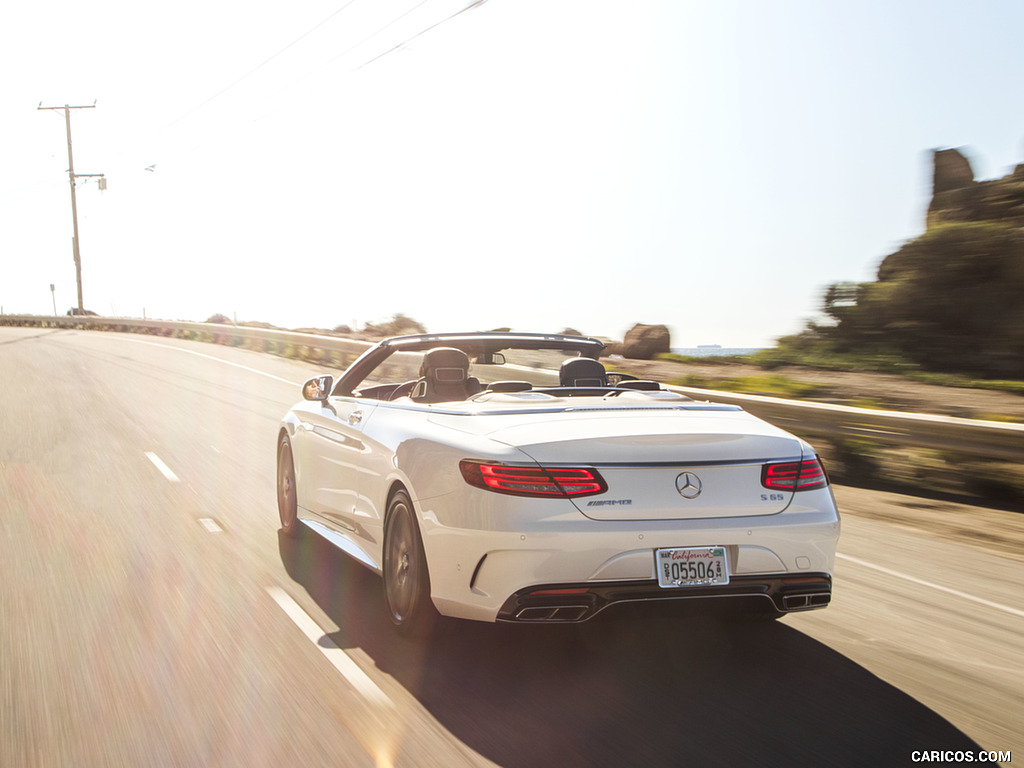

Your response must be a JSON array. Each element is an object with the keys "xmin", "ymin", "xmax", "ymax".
[
  {"xmin": 761, "ymin": 458, "xmax": 829, "ymax": 491},
  {"xmin": 460, "ymin": 460, "xmax": 607, "ymax": 498}
]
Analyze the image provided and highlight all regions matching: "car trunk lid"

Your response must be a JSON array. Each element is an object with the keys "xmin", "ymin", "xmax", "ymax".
[{"xmin": 488, "ymin": 409, "xmax": 802, "ymax": 521}]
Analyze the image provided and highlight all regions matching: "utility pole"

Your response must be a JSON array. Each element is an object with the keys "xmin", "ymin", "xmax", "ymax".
[{"xmin": 38, "ymin": 102, "xmax": 104, "ymax": 315}]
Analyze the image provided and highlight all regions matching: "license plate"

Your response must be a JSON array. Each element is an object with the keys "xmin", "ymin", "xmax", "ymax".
[{"xmin": 656, "ymin": 547, "xmax": 729, "ymax": 588}]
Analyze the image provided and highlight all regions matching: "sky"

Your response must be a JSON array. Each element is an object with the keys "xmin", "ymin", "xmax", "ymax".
[{"xmin": 3, "ymin": 0, "xmax": 1024, "ymax": 347}]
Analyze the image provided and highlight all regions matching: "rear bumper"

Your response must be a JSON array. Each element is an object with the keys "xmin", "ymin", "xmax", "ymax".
[
  {"xmin": 419, "ymin": 486, "xmax": 840, "ymax": 623},
  {"xmin": 496, "ymin": 573, "xmax": 832, "ymax": 623}
]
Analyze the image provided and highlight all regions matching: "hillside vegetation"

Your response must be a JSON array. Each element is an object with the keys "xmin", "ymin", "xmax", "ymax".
[{"xmin": 770, "ymin": 148, "xmax": 1024, "ymax": 380}]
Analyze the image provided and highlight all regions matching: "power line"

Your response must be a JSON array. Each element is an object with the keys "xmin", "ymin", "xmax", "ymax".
[
  {"xmin": 162, "ymin": 0, "xmax": 362, "ymax": 131},
  {"xmin": 255, "ymin": 0, "xmax": 489, "ymax": 118},
  {"xmin": 108, "ymin": 0, "xmax": 493, "ymax": 172},
  {"xmin": 356, "ymin": 0, "xmax": 490, "ymax": 70},
  {"xmin": 316, "ymin": 0, "xmax": 433, "ymax": 72},
  {"xmin": 89, "ymin": 0, "xmax": 366, "ymax": 183}
]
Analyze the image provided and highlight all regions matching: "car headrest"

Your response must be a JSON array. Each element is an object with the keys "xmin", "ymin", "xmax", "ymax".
[
  {"xmin": 559, "ymin": 357, "xmax": 608, "ymax": 387},
  {"xmin": 420, "ymin": 347, "xmax": 470, "ymax": 382}
]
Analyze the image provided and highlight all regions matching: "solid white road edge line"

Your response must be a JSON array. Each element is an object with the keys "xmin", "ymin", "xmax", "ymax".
[
  {"xmin": 145, "ymin": 452, "xmax": 180, "ymax": 482},
  {"xmin": 836, "ymin": 553, "xmax": 1024, "ymax": 620},
  {"xmin": 266, "ymin": 586, "xmax": 393, "ymax": 708},
  {"xmin": 111, "ymin": 336, "xmax": 300, "ymax": 386}
]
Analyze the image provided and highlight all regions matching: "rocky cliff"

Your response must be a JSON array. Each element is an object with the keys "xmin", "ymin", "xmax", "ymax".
[
  {"xmin": 926, "ymin": 147, "xmax": 1024, "ymax": 229},
  {"xmin": 820, "ymin": 146, "xmax": 1024, "ymax": 379}
]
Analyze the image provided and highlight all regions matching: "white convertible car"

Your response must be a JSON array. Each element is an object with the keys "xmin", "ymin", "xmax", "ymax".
[{"xmin": 277, "ymin": 332, "xmax": 840, "ymax": 634}]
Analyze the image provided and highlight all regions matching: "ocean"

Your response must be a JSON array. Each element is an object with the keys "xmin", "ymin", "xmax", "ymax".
[{"xmin": 671, "ymin": 347, "xmax": 767, "ymax": 358}]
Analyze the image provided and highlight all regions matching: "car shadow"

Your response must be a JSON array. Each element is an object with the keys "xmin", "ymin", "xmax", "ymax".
[{"xmin": 280, "ymin": 531, "xmax": 982, "ymax": 768}]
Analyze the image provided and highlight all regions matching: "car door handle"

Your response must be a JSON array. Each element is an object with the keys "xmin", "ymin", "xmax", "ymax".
[{"xmin": 348, "ymin": 411, "xmax": 363, "ymax": 425}]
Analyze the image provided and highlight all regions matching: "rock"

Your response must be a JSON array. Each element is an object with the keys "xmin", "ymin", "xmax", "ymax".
[
  {"xmin": 600, "ymin": 340, "xmax": 623, "ymax": 357},
  {"xmin": 622, "ymin": 323, "xmax": 671, "ymax": 359},
  {"xmin": 927, "ymin": 147, "xmax": 1024, "ymax": 229},
  {"xmin": 932, "ymin": 148, "xmax": 974, "ymax": 194}
]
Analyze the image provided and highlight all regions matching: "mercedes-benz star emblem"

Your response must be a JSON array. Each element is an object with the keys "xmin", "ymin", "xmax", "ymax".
[{"xmin": 675, "ymin": 472, "xmax": 703, "ymax": 499}]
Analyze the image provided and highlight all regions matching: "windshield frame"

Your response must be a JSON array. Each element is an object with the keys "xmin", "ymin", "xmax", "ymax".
[{"xmin": 331, "ymin": 332, "xmax": 606, "ymax": 397}]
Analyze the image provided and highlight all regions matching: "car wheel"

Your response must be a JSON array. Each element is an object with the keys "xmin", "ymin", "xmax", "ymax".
[
  {"xmin": 383, "ymin": 490, "xmax": 437, "ymax": 636},
  {"xmin": 277, "ymin": 434, "xmax": 300, "ymax": 537}
]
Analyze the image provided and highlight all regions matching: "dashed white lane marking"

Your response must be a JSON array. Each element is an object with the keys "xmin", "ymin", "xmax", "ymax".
[
  {"xmin": 145, "ymin": 451, "xmax": 180, "ymax": 482},
  {"xmin": 837, "ymin": 553, "xmax": 1024, "ymax": 620},
  {"xmin": 198, "ymin": 518, "xmax": 223, "ymax": 533},
  {"xmin": 266, "ymin": 587, "xmax": 393, "ymax": 707}
]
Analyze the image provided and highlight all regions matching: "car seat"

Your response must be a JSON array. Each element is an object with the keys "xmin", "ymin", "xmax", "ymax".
[{"xmin": 411, "ymin": 348, "xmax": 482, "ymax": 402}]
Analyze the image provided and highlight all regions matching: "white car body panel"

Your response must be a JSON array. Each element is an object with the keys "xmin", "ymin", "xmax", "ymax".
[{"xmin": 279, "ymin": 332, "xmax": 840, "ymax": 625}]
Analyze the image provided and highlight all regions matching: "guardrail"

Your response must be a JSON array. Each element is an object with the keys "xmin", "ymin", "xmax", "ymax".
[
  {"xmin": 3, "ymin": 314, "xmax": 1023, "ymax": 461},
  {"xmin": 663, "ymin": 385, "xmax": 1024, "ymax": 463},
  {"xmin": 0, "ymin": 313, "xmax": 373, "ymax": 364}
]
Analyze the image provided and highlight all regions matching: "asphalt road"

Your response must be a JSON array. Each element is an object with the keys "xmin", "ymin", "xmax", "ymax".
[{"xmin": 1, "ymin": 327, "xmax": 1020, "ymax": 768}]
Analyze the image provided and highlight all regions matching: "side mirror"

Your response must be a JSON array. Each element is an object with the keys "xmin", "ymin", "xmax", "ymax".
[{"xmin": 302, "ymin": 375, "xmax": 333, "ymax": 402}]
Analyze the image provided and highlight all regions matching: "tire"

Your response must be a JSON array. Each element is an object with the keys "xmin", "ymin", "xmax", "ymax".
[
  {"xmin": 277, "ymin": 434, "xmax": 301, "ymax": 537},
  {"xmin": 382, "ymin": 490, "xmax": 437, "ymax": 636}
]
